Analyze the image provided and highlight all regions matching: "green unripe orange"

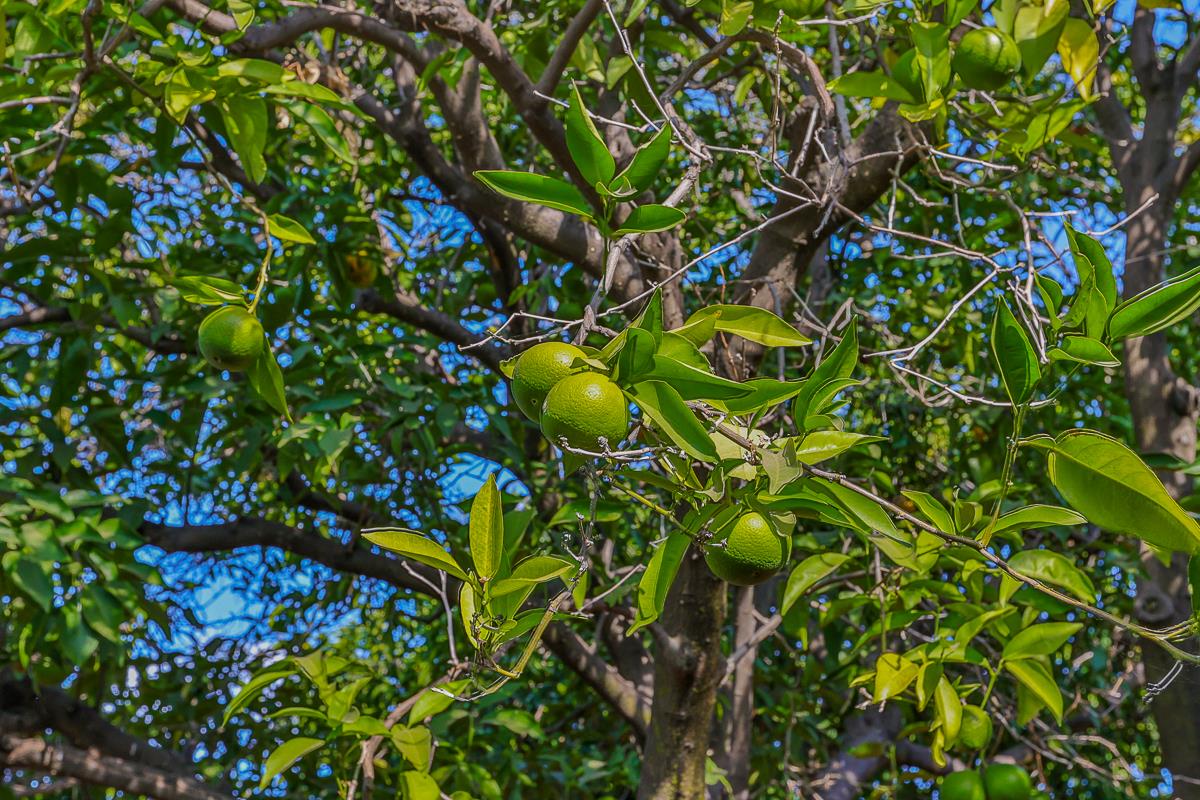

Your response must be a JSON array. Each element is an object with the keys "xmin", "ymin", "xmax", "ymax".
[
  {"xmin": 704, "ymin": 512, "xmax": 791, "ymax": 586},
  {"xmin": 983, "ymin": 764, "xmax": 1033, "ymax": 800},
  {"xmin": 952, "ymin": 28, "xmax": 1021, "ymax": 92},
  {"xmin": 941, "ymin": 770, "xmax": 986, "ymax": 800},
  {"xmin": 511, "ymin": 342, "xmax": 586, "ymax": 422},
  {"xmin": 958, "ymin": 704, "xmax": 993, "ymax": 750},
  {"xmin": 198, "ymin": 306, "xmax": 264, "ymax": 372},
  {"xmin": 540, "ymin": 372, "xmax": 629, "ymax": 452}
]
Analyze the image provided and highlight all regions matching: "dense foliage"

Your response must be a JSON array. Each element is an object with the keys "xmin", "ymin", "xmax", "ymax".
[{"xmin": 5, "ymin": 0, "xmax": 1200, "ymax": 799}]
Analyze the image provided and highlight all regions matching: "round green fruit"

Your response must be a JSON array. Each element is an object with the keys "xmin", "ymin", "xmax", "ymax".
[
  {"xmin": 958, "ymin": 704, "xmax": 993, "ymax": 750},
  {"xmin": 540, "ymin": 372, "xmax": 629, "ymax": 452},
  {"xmin": 952, "ymin": 28, "xmax": 1021, "ymax": 92},
  {"xmin": 983, "ymin": 764, "xmax": 1033, "ymax": 800},
  {"xmin": 198, "ymin": 306, "xmax": 264, "ymax": 372},
  {"xmin": 941, "ymin": 770, "xmax": 986, "ymax": 800},
  {"xmin": 511, "ymin": 342, "xmax": 586, "ymax": 422},
  {"xmin": 704, "ymin": 512, "xmax": 791, "ymax": 586}
]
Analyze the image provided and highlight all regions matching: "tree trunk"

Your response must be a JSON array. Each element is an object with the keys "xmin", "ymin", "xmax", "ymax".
[
  {"xmin": 716, "ymin": 585, "xmax": 757, "ymax": 799},
  {"xmin": 638, "ymin": 550, "xmax": 727, "ymax": 799},
  {"xmin": 1120, "ymin": 188, "xmax": 1200, "ymax": 797}
]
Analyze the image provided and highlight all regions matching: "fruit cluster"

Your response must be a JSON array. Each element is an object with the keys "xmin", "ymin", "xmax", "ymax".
[
  {"xmin": 942, "ymin": 764, "xmax": 1034, "ymax": 800},
  {"xmin": 510, "ymin": 342, "xmax": 630, "ymax": 453}
]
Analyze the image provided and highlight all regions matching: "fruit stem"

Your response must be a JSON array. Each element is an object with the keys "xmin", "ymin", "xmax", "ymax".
[{"xmin": 247, "ymin": 211, "xmax": 274, "ymax": 314}]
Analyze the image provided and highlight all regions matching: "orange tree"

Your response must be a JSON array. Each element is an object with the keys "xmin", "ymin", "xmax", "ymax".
[{"xmin": 3, "ymin": 1, "xmax": 1200, "ymax": 798}]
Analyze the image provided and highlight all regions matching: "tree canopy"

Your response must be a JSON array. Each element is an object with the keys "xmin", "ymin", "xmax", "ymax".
[{"xmin": 5, "ymin": 0, "xmax": 1200, "ymax": 799}]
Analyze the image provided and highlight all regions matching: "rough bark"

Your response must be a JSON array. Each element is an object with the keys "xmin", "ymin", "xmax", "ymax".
[
  {"xmin": 715, "ymin": 586, "xmax": 757, "ymax": 800},
  {"xmin": 638, "ymin": 551, "xmax": 727, "ymax": 800}
]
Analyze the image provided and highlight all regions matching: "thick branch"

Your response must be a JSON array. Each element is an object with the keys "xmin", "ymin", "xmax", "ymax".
[
  {"xmin": 0, "ymin": 306, "xmax": 190, "ymax": 354},
  {"xmin": 358, "ymin": 287, "xmax": 509, "ymax": 373},
  {"xmin": 0, "ymin": 735, "xmax": 230, "ymax": 800},
  {"xmin": 541, "ymin": 623, "xmax": 651, "ymax": 738}
]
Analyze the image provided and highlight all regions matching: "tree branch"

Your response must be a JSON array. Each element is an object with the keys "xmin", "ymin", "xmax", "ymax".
[
  {"xmin": 358, "ymin": 287, "xmax": 509, "ymax": 373},
  {"xmin": 0, "ymin": 734, "xmax": 230, "ymax": 800},
  {"xmin": 0, "ymin": 306, "xmax": 191, "ymax": 354},
  {"xmin": 534, "ymin": 0, "xmax": 604, "ymax": 96}
]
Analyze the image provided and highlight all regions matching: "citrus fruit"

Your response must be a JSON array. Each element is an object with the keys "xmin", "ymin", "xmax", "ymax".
[
  {"xmin": 704, "ymin": 512, "xmax": 791, "ymax": 586},
  {"xmin": 958, "ymin": 704, "xmax": 993, "ymax": 750},
  {"xmin": 512, "ymin": 342, "xmax": 586, "ymax": 422},
  {"xmin": 952, "ymin": 28, "xmax": 1021, "ymax": 91},
  {"xmin": 345, "ymin": 252, "xmax": 378, "ymax": 287},
  {"xmin": 941, "ymin": 770, "xmax": 986, "ymax": 800},
  {"xmin": 198, "ymin": 306, "xmax": 264, "ymax": 372},
  {"xmin": 540, "ymin": 372, "xmax": 629, "ymax": 452},
  {"xmin": 983, "ymin": 764, "xmax": 1033, "ymax": 800}
]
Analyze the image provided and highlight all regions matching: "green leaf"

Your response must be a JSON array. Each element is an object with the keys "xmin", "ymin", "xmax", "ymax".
[
  {"xmin": 1014, "ymin": 0, "xmax": 1069, "ymax": 78},
  {"xmin": 489, "ymin": 555, "xmax": 574, "ymax": 597},
  {"xmin": 268, "ymin": 213, "xmax": 316, "ymax": 244},
  {"xmin": 1044, "ymin": 429, "xmax": 1200, "ymax": 553},
  {"xmin": 828, "ymin": 70, "xmax": 917, "ymax": 103},
  {"xmin": 911, "ymin": 23, "xmax": 951, "ymax": 101},
  {"xmin": 628, "ymin": 381, "xmax": 719, "ymax": 462},
  {"xmin": 683, "ymin": 305, "xmax": 811, "ymax": 348},
  {"xmin": 613, "ymin": 204, "xmax": 686, "ymax": 235},
  {"xmin": 248, "ymin": 341, "xmax": 291, "ymax": 422},
  {"xmin": 793, "ymin": 321, "xmax": 858, "ymax": 426},
  {"xmin": 1056, "ymin": 18, "xmax": 1098, "ymax": 101},
  {"xmin": 547, "ymin": 499, "xmax": 625, "ymax": 527},
  {"xmin": 709, "ymin": 377, "xmax": 805, "ymax": 415},
  {"xmin": 362, "ymin": 529, "xmax": 469, "ymax": 581},
  {"xmin": 171, "ymin": 275, "xmax": 246, "ymax": 306},
  {"xmin": 718, "ymin": 0, "xmax": 754, "ymax": 34},
  {"xmin": 1109, "ymin": 263, "xmax": 1200, "ymax": 340},
  {"xmin": 1002, "ymin": 622, "xmax": 1082, "ymax": 660},
  {"xmin": 1002, "ymin": 549, "xmax": 1095, "ymax": 604},
  {"xmin": 934, "ymin": 676, "xmax": 962, "ymax": 743},
  {"xmin": 989, "ymin": 504, "xmax": 1086, "ymax": 536},
  {"xmin": 469, "ymin": 475, "xmax": 504, "ymax": 581},
  {"xmin": 390, "ymin": 726, "xmax": 432, "ymax": 770},
  {"xmin": 12, "ymin": 558, "xmax": 52, "ymax": 612},
  {"xmin": 1047, "ymin": 335, "xmax": 1119, "ymax": 368},
  {"xmin": 612, "ymin": 124, "xmax": 672, "ymax": 195},
  {"xmin": 1004, "ymin": 658, "xmax": 1063, "ymax": 722},
  {"xmin": 791, "ymin": 431, "xmax": 885, "ymax": 465},
  {"xmin": 474, "ymin": 170, "xmax": 593, "ymax": 218},
  {"xmin": 223, "ymin": 668, "xmax": 294, "ymax": 725},
  {"xmin": 901, "ymin": 490, "xmax": 955, "ymax": 534},
  {"xmin": 398, "ymin": 770, "xmax": 440, "ymax": 800},
  {"xmin": 614, "ymin": 327, "xmax": 658, "ymax": 382},
  {"xmin": 642, "ymin": 356, "xmax": 754, "ymax": 401},
  {"xmin": 873, "ymin": 653, "xmax": 919, "ymax": 702},
  {"xmin": 991, "ymin": 299, "xmax": 1041, "ymax": 406},
  {"xmin": 287, "ymin": 100, "xmax": 354, "ymax": 164},
  {"xmin": 1064, "ymin": 223, "xmax": 1117, "ymax": 312},
  {"xmin": 260, "ymin": 737, "xmax": 324, "ymax": 789},
  {"xmin": 629, "ymin": 532, "xmax": 690, "ymax": 634},
  {"xmin": 780, "ymin": 553, "xmax": 851, "ymax": 614},
  {"xmin": 217, "ymin": 58, "xmax": 287, "ymax": 83},
  {"xmin": 407, "ymin": 679, "xmax": 469, "ymax": 725},
  {"xmin": 565, "ymin": 83, "xmax": 615, "ymax": 187},
  {"xmin": 228, "ymin": 0, "xmax": 255, "ymax": 29},
  {"xmin": 219, "ymin": 95, "xmax": 268, "ymax": 184}
]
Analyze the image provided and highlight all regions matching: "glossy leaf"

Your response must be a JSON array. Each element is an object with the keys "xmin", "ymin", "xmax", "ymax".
[
  {"xmin": 780, "ymin": 553, "xmax": 851, "ymax": 614},
  {"xmin": 989, "ymin": 504, "xmax": 1086, "ymax": 536},
  {"xmin": 224, "ymin": 668, "xmax": 294, "ymax": 725},
  {"xmin": 629, "ymin": 381, "xmax": 719, "ymax": 461},
  {"xmin": 267, "ymin": 213, "xmax": 315, "ymax": 244},
  {"xmin": 682, "ymin": 305, "xmax": 811, "ymax": 348},
  {"xmin": 792, "ymin": 430, "xmax": 886, "ymax": 465},
  {"xmin": 1002, "ymin": 549, "xmax": 1095, "ymax": 604},
  {"xmin": 469, "ymin": 474, "xmax": 504, "ymax": 581},
  {"xmin": 474, "ymin": 170, "xmax": 592, "ymax": 218},
  {"xmin": 1109, "ymin": 263, "xmax": 1200, "ymax": 340},
  {"xmin": 874, "ymin": 653, "xmax": 919, "ymax": 702},
  {"xmin": 1056, "ymin": 18, "xmax": 1098, "ymax": 101},
  {"xmin": 362, "ymin": 529, "xmax": 469, "ymax": 581},
  {"xmin": 259, "ymin": 737, "xmax": 324, "ymax": 788},
  {"xmin": 248, "ymin": 341, "xmax": 291, "ymax": 422},
  {"xmin": 991, "ymin": 299, "xmax": 1041, "ymax": 405},
  {"xmin": 612, "ymin": 124, "xmax": 671, "ymax": 194},
  {"xmin": 629, "ymin": 533, "xmax": 690, "ymax": 634},
  {"xmin": 1047, "ymin": 335, "xmax": 1119, "ymax": 368},
  {"xmin": 1014, "ymin": 0, "xmax": 1069, "ymax": 78},
  {"xmin": 828, "ymin": 70, "xmax": 917, "ymax": 103},
  {"xmin": 613, "ymin": 204, "xmax": 687, "ymax": 235},
  {"xmin": 642, "ymin": 355, "xmax": 753, "ymax": 401},
  {"xmin": 1002, "ymin": 622, "xmax": 1082, "ymax": 660},
  {"xmin": 489, "ymin": 555, "xmax": 574, "ymax": 597},
  {"xmin": 565, "ymin": 82, "xmax": 615, "ymax": 187},
  {"xmin": 1044, "ymin": 429, "xmax": 1200, "ymax": 553},
  {"xmin": 1004, "ymin": 658, "xmax": 1063, "ymax": 723},
  {"xmin": 219, "ymin": 95, "xmax": 267, "ymax": 184},
  {"xmin": 934, "ymin": 676, "xmax": 962, "ymax": 743}
]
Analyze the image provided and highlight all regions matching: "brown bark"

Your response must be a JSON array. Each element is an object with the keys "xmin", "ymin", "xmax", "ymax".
[
  {"xmin": 715, "ymin": 586, "xmax": 757, "ymax": 800},
  {"xmin": 638, "ymin": 551, "xmax": 727, "ymax": 799},
  {"xmin": 1121, "ymin": 190, "xmax": 1200, "ymax": 796}
]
